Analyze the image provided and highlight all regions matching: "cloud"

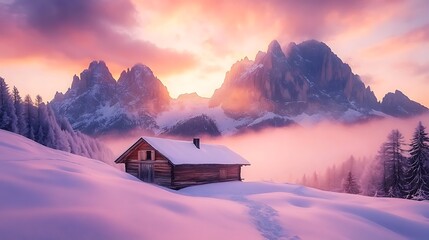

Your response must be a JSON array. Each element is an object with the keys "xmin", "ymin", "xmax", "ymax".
[
  {"xmin": 10, "ymin": 0, "xmax": 135, "ymax": 33},
  {"xmin": 394, "ymin": 61, "xmax": 429, "ymax": 81},
  {"xmin": 137, "ymin": 0, "xmax": 404, "ymax": 52},
  {"xmin": 364, "ymin": 24, "xmax": 429, "ymax": 57},
  {"xmin": 0, "ymin": 0, "xmax": 196, "ymax": 76}
]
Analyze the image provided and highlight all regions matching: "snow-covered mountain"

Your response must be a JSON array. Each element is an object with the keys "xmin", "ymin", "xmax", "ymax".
[
  {"xmin": 1, "ymin": 129, "xmax": 429, "ymax": 240},
  {"xmin": 210, "ymin": 40, "xmax": 425, "ymax": 119},
  {"xmin": 51, "ymin": 41, "xmax": 428, "ymax": 137},
  {"xmin": 51, "ymin": 61, "xmax": 169, "ymax": 135}
]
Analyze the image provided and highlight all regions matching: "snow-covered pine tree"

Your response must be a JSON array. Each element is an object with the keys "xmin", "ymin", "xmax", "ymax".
[
  {"xmin": 405, "ymin": 122, "xmax": 429, "ymax": 200},
  {"xmin": 46, "ymin": 105, "xmax": 70, "ymax": 151},
  {"xmin": 0, "ymin": 77, "xmax": 18, "ymax": 133},
  {"xmin": 385, "ymin": 130, "xmax": 407, "ymax": 198},
  {"xmin": 13, "ymin": 86, "xmax": 26, "ymax": 135},
  {"xmin": 360, "ymin": 154, "xmax": 384, "ymax": 196},
  {"xmin": 368, "ymin": 130, "xmax": 407, "ymax": 197},
  {"xmin": 311, "ymin": 171, "xmax": 319, "ymax": 189},
  {"xmin": 0, "ymin": 79, "xmax": 113, "ymax": 163},
  {"xmin": 301, "ymin": 174, "xmax": 307, "ymax": 186},
  {"xmin": 23, "ymin": 95, "xmax": 35, "ymax": 140},
  {"xmin": 34, "ymin": 95, "xmax": 44, "ymax": 143},
  {"xmin": 342, "ymin": 171, "xmax": 361, "ymax": 194}
]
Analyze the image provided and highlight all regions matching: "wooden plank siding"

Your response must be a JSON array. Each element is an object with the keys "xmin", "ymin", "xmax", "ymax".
[
  {"xmin": 172, "ymin": 164, "xmax": 242, "ymax": 189},
  {"xmin": 125, "ymin": 162, "xmax": 139, "ymax": 178},
  {"xmin": 153, "ymin": 160, "xmax": 172, "ymax": 187},
  {"xmin": 123, "ymin": 141, "xmax": 173, "ymax": 188},
  {"xmin": 118, "ymin": 138, "xmax": 246, "ymax": 190}
]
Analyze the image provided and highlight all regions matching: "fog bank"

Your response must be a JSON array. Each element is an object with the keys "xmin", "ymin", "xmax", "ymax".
[{"xmin": 102, "ymin": 114, "xmax": 429, "ymax": 183}]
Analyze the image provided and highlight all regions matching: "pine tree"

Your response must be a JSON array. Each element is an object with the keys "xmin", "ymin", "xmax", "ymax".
[
  {"xmin": 34, "ymin": 95, "xmax": 44, "ymax": 143},
  {"xmin": 311, "ymin": 171, "xmax": 319, "ymax": 189},
  {"xmin": 13, "ymin": 86, "xmax": 26, "ymax": 135},
  {"xmin": 23, "ymin": 95, "xmax": 35, "ymax": 140},
  {"xmin": 385, "ymin": 130, "xmax": 407, "ymax": 197},
  {"xmin": 46, "ymin": 105, "xmax": 70, "ymax": 151},
  {"xmin": 405, "ymin": 122, "xmax": 429, "ymax": 200},
  {"xmin": 360, "ymin": 155, "xmax": 384, "ymax": 196},
  {"xmin": 372, "ymin": 130, "xmax": 407, "ymax": 197},
  {"xmin": 301, "ymin": 174, "xmax": 307, "ymax": 186},
  {"xmin": 343, "ymin": 171, "xmax": 361, "ymax": 194},
  {"xmin": 0, "ymin": 77, "xmax": 18, "ymax": 133}
]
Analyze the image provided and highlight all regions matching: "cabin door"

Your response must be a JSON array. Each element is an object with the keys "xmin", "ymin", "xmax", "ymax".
[{"xmin": 139, "ymin": 162, "xmax": 154, "ymax": 183}]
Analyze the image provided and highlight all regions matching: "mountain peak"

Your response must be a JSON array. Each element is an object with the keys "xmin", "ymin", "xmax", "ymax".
[
  {"xmin": 88, "ymin": 60, "xmax": 108, "ymax": 71},
  {"xmin": 381, "ymin": 90, "xmax": 427, "ymax": 117},
  {"xmin": 80, "ymin": 60, "xmax": 115, "ymax": 88},
  {"xmin": 299, "ymin": 39, "xmax": 329, "ymax": 49},
  {"xmin": 267, "ymin": 40, "xmax": 285, "ymax": 58},
  {"xmin": 129, "ymin": 63, "xmax": 154, "ymax": 77}
]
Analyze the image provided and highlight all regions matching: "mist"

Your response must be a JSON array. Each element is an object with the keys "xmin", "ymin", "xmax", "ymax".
[{"xmin": 101, "ymin": 114, "xmax": 429, "ymax": 183}]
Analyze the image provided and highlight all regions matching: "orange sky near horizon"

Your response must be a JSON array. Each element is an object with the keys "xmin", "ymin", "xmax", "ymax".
[{"xmin": 0, "ymin": 0, "xmax": 428, "ymax": 106}]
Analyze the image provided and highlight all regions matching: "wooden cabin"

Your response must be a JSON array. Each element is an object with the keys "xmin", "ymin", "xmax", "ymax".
[{"xmin": 114, "ymin": 136, "xmax": 250, "ymax": 189}]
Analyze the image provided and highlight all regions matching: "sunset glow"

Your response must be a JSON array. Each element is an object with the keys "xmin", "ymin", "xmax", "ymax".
[{"xmin": 0, "ymin": 0, "xmax": 428, "ymax": 105}]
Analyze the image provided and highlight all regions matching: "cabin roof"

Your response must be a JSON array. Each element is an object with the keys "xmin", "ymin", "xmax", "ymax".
[{"xmin": 115, "ymin": 136, "xmax": 250, "ymax": 166}]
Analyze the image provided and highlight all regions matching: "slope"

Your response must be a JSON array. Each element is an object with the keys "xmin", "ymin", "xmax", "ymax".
[
  {"xmin": 1, "ymin": 129, "xmax": 428, "ymax": 239},
  {"xmin": 0, "ymin": 130, "xmax": 258, "ymax": 240}
]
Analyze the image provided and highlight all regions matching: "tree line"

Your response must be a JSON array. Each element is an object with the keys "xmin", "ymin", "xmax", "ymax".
[
  {"xmin": 299, "ymin": 121, "xmax": 429, "ymax": 200},
  {"xmin": 363, "ymin": 122, "xmax": 429, "ymax": 200},
  {"xmin": 0, "ymin": 77, "xmax": 113, "ymax": 163}
]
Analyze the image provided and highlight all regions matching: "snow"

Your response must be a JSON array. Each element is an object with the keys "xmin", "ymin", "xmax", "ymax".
[
  {"xmin": 248, "ymin": 112, "xmax": 289, "ymax": 127},
  {"xmin": 0, "ymin": 130, "xmax": 258, "ymax": 240},
  {"xmin": 143, "ymin": 136, "xmax": 250, "ymax": 165},
  {"xmin": 290, "ymin": 113, "xmax": 326, "ymax": 126},
  {"xmin": 155, "ymin": 100, "xmax": 245, "ymax": 135},
  {"xmin": 340, "ymin": 109, "xmax": 363, "ymax": 122},
  {"xmin": 239, "ymin": 63, "xmax": 264, "ymax": 82},
  {"xmin": 182, "ymin": 182, "xmax": 429, "ymax": 240},
  {"xmin": 1, "ymin": 129, "xmax": 429, "ymax": 240}
]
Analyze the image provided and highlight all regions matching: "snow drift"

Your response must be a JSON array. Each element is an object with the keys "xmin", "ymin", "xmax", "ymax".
[{"xmin": 1, "ymin": 129, "xmax": 429, "ymax": 239}]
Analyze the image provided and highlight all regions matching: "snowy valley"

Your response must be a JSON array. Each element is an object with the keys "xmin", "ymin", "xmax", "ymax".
[{"xmin": 1, "ymin": 129, "xmax": 429, "ymax": 240}]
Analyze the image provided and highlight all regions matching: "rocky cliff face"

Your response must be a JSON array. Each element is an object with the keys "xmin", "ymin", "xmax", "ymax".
[
  {"xmin": 51, "ymin": 40, "xmax": 427, "ymax": 137},
  {"xmin": 51, "ymin": 61, "xmax": 170, "ymax": 135},
  {"xmin": 210, "ymin": 40, "xmax": 380, "ymax": 118},
  {"xmin": 381, "ymin": 90, "xmax": 427, "ymax": 117},
  {"xmin": 117, "ymin": 64, "xmax": 170, "ymax": 115}
]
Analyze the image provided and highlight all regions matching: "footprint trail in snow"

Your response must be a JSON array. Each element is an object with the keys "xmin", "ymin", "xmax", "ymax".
[{"xmin": 231, "ymin": 196, "xmax": 301, "ymax": 240}]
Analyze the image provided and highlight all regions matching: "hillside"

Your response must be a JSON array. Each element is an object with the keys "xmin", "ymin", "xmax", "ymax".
[{"xmin": 1, "ymin": 129, "xmax": 429, "ymax": 239}]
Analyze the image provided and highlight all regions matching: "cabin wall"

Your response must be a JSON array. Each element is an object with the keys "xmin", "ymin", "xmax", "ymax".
[
  {"xmin": 153, "ymin": 160, "xmax": 172, "ymax": 187},
  {"xmin": 125, "ymin": 162, "xmax": 139, "ymax": 178},
  {"xmin": 124, "ymin": 140, "xmax": 172, "ymax": 187},
  {"xmin": 127, "ymin": 142, "xmax": 166, "ymax": 161},
  {"xmin": 172, "ymin": 164, "xmax": 242, "ymax": 189}
]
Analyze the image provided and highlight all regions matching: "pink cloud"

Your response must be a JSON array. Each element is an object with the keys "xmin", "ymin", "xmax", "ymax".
[
  {"xmin": 0, "ymin": 0, "xmax": 196, "ymax": 76},
  {"xmin": 364, "ymin": 24, "xmax": 429, "ymax": 57},
  {"xmin": 394, "ymin": 61, "xmax": 429, "ymax": 81}
]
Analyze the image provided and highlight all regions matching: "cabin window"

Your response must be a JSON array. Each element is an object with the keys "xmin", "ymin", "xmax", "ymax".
[
  {"xmin": 146, "ymin": 151, "xmax": 152, "ymax": 160},
  {"xmin": 138, "ymin": 150, "xmax": 155, "ymax": 161}
]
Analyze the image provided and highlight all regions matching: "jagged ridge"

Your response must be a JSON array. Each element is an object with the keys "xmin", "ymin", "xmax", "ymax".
[{"xmin": 50, "ymin": 41, "xmax": 428, "ymax": 137}]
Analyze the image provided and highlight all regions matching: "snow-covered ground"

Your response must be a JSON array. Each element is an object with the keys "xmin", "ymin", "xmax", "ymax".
[{"xmin": 1, "ymin": 129, "xmax": 429, "ymax": 240}]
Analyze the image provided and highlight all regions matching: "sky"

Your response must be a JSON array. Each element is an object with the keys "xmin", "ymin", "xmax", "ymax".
[{"xmin": 0, "ymin": 0, "xmax": 428, "ymax": 106}]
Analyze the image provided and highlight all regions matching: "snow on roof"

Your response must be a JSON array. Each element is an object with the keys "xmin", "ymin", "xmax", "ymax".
[{"xmin": 142, "ymin": 136, "xmax": 250, "ymax": 165}]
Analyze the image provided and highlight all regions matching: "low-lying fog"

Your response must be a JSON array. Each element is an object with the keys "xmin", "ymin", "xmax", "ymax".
[{"xmin": 102, "ymin": 114, "xmax": 429, "ymax": 183}]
